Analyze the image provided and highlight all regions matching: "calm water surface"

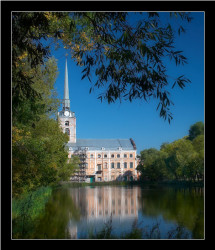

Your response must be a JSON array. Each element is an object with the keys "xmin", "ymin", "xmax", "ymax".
[{"xmin": 31, "ymin": 185, "xmax": 204, "ymax": 239}]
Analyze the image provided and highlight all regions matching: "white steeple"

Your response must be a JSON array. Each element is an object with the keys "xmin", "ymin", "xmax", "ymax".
[{"xmin": 63, "ymin": 56, "xmax": 70, "ymax": 110}]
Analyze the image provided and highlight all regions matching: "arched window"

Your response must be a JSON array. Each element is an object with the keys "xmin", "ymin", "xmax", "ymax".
[
  {"xmin": 65, "ymin": 121, "xmax": 69, "ymax": 126},
  {"xmin": 65, "ymin": 128, "xmax": 70, "ymax": 135}
]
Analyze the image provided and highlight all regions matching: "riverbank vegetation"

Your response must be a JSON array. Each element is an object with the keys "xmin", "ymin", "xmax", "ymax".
[
  {"xmin": 137, "ymin": 121, "xmax": 204, "ymax": 183},
  {"xmin": 12, "ymin": 57, "xmax": 80, "ymax": 198},
  {"xmin": 12, "ymin": 186, "xmax": 52, "ymax": 238},
  {"xmin": 12, "ymin": 48, "xmax": 80, "ymax": 237}
]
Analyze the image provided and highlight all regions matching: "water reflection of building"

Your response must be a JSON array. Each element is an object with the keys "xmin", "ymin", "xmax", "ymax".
[
  {"xmin": 69, "ymin": 187, "xmax": 139, "ymax": 220},
  {"xmin": 68, "ymin": 222, "xmax": 78, "ymax": 239},
  {"xmin": 67, "ymin": 186, "xmax": 142, "ymax": 238}
]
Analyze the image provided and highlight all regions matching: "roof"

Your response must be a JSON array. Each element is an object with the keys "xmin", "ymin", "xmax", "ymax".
[{"xmin": 66, "ymin": 138, "xmax": 136, "ymax": 151}]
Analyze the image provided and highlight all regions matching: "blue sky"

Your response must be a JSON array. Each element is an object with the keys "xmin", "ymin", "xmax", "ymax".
[{"xmin": 51, "ymin": 12, "xmax": 204, "ymax": 154}]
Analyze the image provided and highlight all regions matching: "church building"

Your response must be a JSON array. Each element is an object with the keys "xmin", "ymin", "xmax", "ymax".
[{"xmin": 58, "ymin": 58, "xmax": 138, "ymax": 182}]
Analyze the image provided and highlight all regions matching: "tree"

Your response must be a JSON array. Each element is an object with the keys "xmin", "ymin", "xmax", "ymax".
[
  {"xmin": 161, "ymin": 138, "xmax": 197, "ymax": 180},
  {"xmin": 188, "ymin": 121, "xmax": 204, "ymax": 141},
  {"xmin": 12, "ymin": 12, "xmax": 65, "ymax": 113},
  {"xmin": 161, "ymin": 135, "xmax": 204, "ymax": 181},
  {"xmin": 12, "ymin": 57, "xmax": 79, "ymax": 197},
  {"xmin": 13, "ymin": 56, "xmax": 60, "ymax": 127},
  {"xmin": 137, "ymin": 121, "xmax": 204, "ymax": 182},
  {"xmin": 137, "ymin": 148, "xmax": 168, "ymax": 181},
  {"xmin": 192, "ymin": 135, "xmax": 204, "ymax": 181},
  {"xmin": 12, "ymin": 12, "xmax": 193, "ymax": 123}
]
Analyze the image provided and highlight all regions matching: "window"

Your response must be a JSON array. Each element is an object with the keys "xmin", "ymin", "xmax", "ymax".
[
  {"xmin": 65, "ymin": 128, "xmax": 70, "ymax": 135},
  {"xmin": 130, "ymin": 162, "xmax": 133, "ymax": 168},
  {"xmin": 117, "ymin": 162, "xmax": 120, "ymax": 169},
  {"xmin": 90, "ymin": 154, "xmax": 94, "ymax": 158},
  {"xmin": 130, "ymin": 154, "xmax": 133, "ymax": 158},
  {"xmin": 111, "ymin": 154, "xmax": 114, "ymax": 158},
  {"xmin": 117, "ymin": 154, "xmax": 120, "ymax": 158},
  {"xmin": 124, "ymin": 154, "xmax": 127, "ymax": 158},
  {"xmin": 98, "ymin": 154, "xmax": 101, "ymax": 158},
  {"xmin": 65, "ymin": 121, "xmax": 69, "ymax": 126},
  {"xmin": 124, "ymin": 162, "xmax": 127, "ymax": 168},
  {"xmin": 97, "ymin": 164, "xmax": 102, "ymax": 171},
  {"xmin": 111, "ymin": 163, "xmax": 114, "ymax": 169},
  {"xmin": 104, "ymin": 154, "xmax": 107, "ymax": 158},
  {"xmin": 104, "ymin": 163, "xmax": 108, "ymax": 169}
]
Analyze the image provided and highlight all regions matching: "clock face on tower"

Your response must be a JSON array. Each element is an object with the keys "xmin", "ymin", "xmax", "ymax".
[{"xmin": 64, "ymin": 111, "xmax": 69, "ymax": 116}]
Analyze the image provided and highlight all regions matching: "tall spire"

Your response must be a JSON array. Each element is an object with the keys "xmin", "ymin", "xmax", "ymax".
[{"xmin": 63, "ymin": 55, "xmax": 70, "ymax": 110}]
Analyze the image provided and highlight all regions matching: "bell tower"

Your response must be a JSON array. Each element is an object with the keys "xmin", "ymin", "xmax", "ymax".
[{"xmin": 58, "ymin": 56, "xmax": 76, "ymax": 143}]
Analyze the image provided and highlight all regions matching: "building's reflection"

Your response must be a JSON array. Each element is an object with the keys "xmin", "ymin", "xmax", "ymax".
[
  {"xmin": 86, "ymin": 187, "xmax": 138, "ymax": 220},
  {"xmin": 67, "ymin": 186, "xmax": 140, "ymax": 238}
]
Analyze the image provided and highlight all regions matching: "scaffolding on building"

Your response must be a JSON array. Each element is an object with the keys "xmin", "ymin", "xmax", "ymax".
[{"xmin": 70, "ymin": 147, "xmax": 87, "ymax": 182}]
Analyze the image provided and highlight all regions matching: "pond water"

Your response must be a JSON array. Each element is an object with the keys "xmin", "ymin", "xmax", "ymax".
[{"xmin": 24, "ymin": 185, "xmax": 204, "ymax": 239}]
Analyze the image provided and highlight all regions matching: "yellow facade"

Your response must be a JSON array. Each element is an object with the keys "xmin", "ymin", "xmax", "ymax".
[{"xmin": 69, "ymin": 150, "xmax": 137, "ymax": 182}]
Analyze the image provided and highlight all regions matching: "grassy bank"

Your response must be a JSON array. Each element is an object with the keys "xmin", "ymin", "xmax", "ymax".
[{"xmin": 12, "ymin": 186, "xmax": 52, "ymax": 239}]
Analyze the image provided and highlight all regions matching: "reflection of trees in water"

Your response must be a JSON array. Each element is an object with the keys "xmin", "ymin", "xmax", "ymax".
[
  {"xmin": 138, "ymin": 187, "xmax": 204, "ymax": 239},
  {"xmin": 17, "ymin": 186, "xmax": 203, "ymax": 239},
  {"xmin": 32, "ymin": 188, "xmax": 81, "ymax": 239}
]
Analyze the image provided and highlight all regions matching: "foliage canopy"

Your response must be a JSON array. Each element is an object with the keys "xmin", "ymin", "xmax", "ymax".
[
  {"xmin": 12, "ymin": 11, "xmax": 193, "ymax": 123},
  {"xmin": 137, "ymin": 121, "xmax": 204, "ymax": 182}
]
